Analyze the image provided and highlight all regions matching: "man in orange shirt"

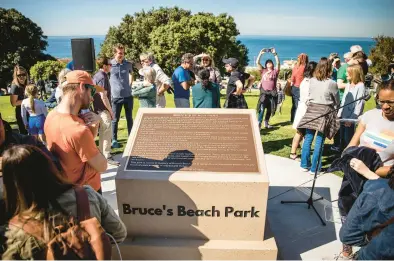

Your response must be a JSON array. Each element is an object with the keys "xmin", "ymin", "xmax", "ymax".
[{"xmin": 44, "ymin": 70, "xmax": 107, "ymax": 193}]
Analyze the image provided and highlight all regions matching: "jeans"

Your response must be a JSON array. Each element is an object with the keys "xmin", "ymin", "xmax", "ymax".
[
  {"xmin": 333, "ymin": 131, "xmax": 341, "ymax": 148},
  {"xmin": 339, "ymin": 179, "xmax": 394, "ymax": 260},
  {"xmin": 258, "ymin": 99, "xmax": 272, "ymax": 125},
  {"xmin": 112, "ymin": 96, "xmax": 133, "ymax": 141},
  {"xmin": 301, "ymin": 129, "xmax": 325, "ymax": 172},
  {"xmin": 174, "ymin": 98, "xmax": 190, "ymax": 108},
  {"xmin": 291, "ymin": 86, "xmax": 300, "ymax": 123},
  {"xmin": 340, "ymin": 122, "xmax": 355, "ymax": 150}
]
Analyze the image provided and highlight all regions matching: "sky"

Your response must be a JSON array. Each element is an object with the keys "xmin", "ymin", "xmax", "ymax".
[{"xmin": 1, "ymin": 0, "xmax": 394, "ymax": 37}]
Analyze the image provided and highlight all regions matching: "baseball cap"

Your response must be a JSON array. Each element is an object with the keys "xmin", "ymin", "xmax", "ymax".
[
  {"xmin": 350, "ymin": 45, "xmax": 362, "ymax": 54},
  {"xmin": 65, "ymin": 70, "xmax": 104, "ymax": 93},
  {"xmin": 222, "ymin": 58, "xmax": 239, "ymax": 68},
  {"xmin": 344, "ymin": 52, "xmax": 353, "ymax": 60}
]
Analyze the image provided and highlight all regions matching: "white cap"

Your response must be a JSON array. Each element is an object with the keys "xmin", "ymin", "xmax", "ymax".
[
  {"xmin": 344, "ymin": 52, "xmax": 353, "ymax": 60},
  {"xmin": 350, "ymin": 45, "xmax": 362, "ymax": 54}
]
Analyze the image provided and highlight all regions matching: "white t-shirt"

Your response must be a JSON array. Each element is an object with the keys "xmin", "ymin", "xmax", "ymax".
[
  {"xmin": 21, "ymin": 98, "xmax": 48, "ymax": 125},
  {"xmin": 360, "ymin": 109, "xmax": 394, "ymax": 166}
]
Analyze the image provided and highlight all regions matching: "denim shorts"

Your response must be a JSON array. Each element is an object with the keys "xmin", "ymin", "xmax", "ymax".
[{"xmin": 28, "ymin": 114, "xmax": 46, "ymax": 135}]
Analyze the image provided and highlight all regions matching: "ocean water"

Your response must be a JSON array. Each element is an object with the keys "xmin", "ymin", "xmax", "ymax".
[{"xmin": 45, "ymin": 35, "xmax": 375, "ymax": 65}]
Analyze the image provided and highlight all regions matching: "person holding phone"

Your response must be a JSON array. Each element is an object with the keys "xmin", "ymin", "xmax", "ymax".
[
  {"xmin": 255, "ymin": 48, "xmax": 280, "ymax": 129},
  {"xmin": 44, "ymin": 70, "xmax": 107, "ymax": 194}
]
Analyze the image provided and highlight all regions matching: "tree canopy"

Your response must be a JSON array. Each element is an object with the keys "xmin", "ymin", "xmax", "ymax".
[
  {"xmin": 99, "ymin": 7, "xmax": 249, "ymax": 75},
  {"xmin": 0, "ymin": 8, "xmax": 52, "ymax": 87},
  {"xmin": 369, "ymin": 36, "xmax": 394, "ymax": 75},
  {"xmin": 30, "ymin": 60, "xmax": 66, "ymax": 82}
]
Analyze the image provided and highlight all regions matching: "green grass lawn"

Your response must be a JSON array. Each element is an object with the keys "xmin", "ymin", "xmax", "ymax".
[{"xmin": 0, "ymin": 91, "xmax": 376, "ymax": 171}]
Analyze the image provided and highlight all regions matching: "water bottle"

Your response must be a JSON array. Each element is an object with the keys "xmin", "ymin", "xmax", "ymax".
[{"xmin": 80, "ymin": 109, "xmax": 92, "ymax": 125}]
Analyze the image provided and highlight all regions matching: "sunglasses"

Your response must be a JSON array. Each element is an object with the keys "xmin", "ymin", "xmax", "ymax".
[
  {"xmin": 381, "ymin": 74, "xmax": 393, "ymax": 82},
  {"xmin": 202, "ymin": 58, "xmax": 210, "ymax": 61},
  {"xmin": 85, "ymin": 84, "xmax": 96, "ymax": 97},
  {"xmin": 377, "ymin": 99, "xmax": 394, "ymax": 107},
  {"xmin": 17, "ymin": 74, "xmax": 26, "ymax": 77}
]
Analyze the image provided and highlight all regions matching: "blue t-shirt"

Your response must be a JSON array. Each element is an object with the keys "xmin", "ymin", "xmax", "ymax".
[
  {"xmin": 172, "ymin": 66, "xmax": 191, "ymax": 99},
  {"xmin": 110, "ymin": 59, "xmax": 133, "ymax": 98}
]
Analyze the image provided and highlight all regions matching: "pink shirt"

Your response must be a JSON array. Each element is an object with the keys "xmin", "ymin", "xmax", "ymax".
[
  {"xmin": 291, "ymin": 65, "xmax": 306, "ymax": 87},
  {"xmin": 259, "ymin": 68, "xmax": 279, "ymax": 91}
]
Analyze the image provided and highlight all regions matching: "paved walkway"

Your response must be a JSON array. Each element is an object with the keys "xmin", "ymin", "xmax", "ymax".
[{"xmin": 101, "ymin": 154, "xmax": 345, "ymax": 260}]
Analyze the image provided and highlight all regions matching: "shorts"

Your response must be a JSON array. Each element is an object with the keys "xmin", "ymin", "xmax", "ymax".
[{"xmin": 28, "ymin": 114, "xmax": 46, "ymax": 135}]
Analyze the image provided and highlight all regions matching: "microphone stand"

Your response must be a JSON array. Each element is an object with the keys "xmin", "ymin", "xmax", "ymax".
[{"xmin": 280, "ymin": 94, "xmax": 370, "ymax": 226}]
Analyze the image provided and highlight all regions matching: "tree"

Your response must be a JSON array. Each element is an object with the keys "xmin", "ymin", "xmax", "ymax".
[
  {"xmin": 30, "ymin": 60, "xmax": 66, "ymax": 82},
  {"xmin": 368, "ymin": 36, "xmax": 394, "ymax": 75},
  {"xmin": 0, "ymin": 8, "xmax": 52, "ymax": 87},
  {"xmin": 100, "ymin": 7, "xmax": 248, "ymax": 75}
]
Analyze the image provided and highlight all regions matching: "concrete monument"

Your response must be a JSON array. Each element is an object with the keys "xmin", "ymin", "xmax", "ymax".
[{"xmin": 114, "ymin": 108, "xmax": 277, "ymax": 260}]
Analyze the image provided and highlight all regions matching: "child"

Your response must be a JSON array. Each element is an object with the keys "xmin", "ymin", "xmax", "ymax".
[
  {"xmin": 337, "ymin": 64, "xmax": 366, "ymax": 150},
  {"xmin": 132, "ymin": 67, "xmax": 157, "ymax": 108},
  {"xmin": 21, "ymin": 84, "xmax": 48, "ymax": 143},
  {"xmin": 276, "ymin": 83, "xmax": 285, "ymax": 114}
]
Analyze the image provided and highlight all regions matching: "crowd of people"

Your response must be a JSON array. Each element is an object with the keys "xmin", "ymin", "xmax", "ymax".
[{"xmin": 0, "ymin": 42, "xmax": 393, "ymax": 259}]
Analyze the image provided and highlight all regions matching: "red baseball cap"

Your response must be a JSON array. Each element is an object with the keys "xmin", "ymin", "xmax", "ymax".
[{"xmin": 65, "ymin": 70, "xmax": 104, "ymax": 92}]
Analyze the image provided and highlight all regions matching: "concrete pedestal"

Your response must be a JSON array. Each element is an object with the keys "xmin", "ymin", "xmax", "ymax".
[{"xmin": 115, "ymin": 109, "xmax": 277, "ymax": 260}]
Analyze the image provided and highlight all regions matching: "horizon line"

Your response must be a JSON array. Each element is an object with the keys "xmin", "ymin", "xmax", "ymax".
[{"xmin": 45, "ymin": 34, "xmax": 376, "ymax": 39}]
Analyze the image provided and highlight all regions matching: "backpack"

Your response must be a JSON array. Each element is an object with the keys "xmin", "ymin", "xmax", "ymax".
[{"xmin": 8, "ymin": 187, "xmax": 112, "ymax": 260}]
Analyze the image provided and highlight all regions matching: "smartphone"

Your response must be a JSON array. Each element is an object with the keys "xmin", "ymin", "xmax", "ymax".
[{"xmin": 262, "ymin": 48, "xmax": 271, "ymax": 53}]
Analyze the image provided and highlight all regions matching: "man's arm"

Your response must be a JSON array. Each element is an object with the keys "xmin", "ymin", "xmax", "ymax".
[
  {"xmin": 87, "ymin": 153, "xmax": 107, "ymax": 173},
  {"xmin": 181, "ymin": 81, "xmax": 191, "ymax": 91},
  {"xmin": 234, "ymin": 80, "xmax": 244, "ymax": 95},
  {"xmin": 73, "ymin": 125, "xmax": 107, "ymax": 172},
  {"xmin": 100, "ymin": 91, "xmax": 114, "ymax": 118},
  {"xmin": 178, "ymin": 69, "xmax": 192, "ymax": 90},
  {"xmin": 80, "ymin": 112, "xmax": 101, "ymax": 137}
]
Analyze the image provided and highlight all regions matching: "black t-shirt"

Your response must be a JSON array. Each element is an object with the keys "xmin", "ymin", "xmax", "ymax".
[
  {"xmin": 92, "ymin": 70, "xmax": 111, "ymax": 113},
  {"xmin": 226, "ymin": 71, "xmax": 250, "ymax": 96},
  {"xmin": 10, "ymin": 84, "xmax": 26, "ymax": 102}
]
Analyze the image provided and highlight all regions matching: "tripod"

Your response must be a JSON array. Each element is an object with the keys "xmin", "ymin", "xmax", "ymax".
[{"xmin": 280, "ymin": 93, "xmax": 371, "ymax": 226}]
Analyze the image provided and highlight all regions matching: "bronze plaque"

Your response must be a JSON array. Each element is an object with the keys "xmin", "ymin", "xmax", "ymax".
[{"xmin": 126, "ymin": 113, "xmax": 259, "ymax": 173}]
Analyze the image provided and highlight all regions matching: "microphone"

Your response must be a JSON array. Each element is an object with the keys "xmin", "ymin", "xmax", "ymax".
[
  {"xmin": 362, "ymin": 94, "xmax": 371, "ymax": 101},
  {"xmin": 299, "ymin": 91, "xmax": 371, "ymax": 128}
]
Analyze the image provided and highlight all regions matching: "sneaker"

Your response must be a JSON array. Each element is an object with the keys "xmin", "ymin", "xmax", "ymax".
[
  {"xmin": 107, "ymin": 156, "xmax": 120, "ymax": 166},
  {"xmin": 111, "ymin": 140, "xmax": 121, "ymax": 149},
  {"xmin": 264, "ymin": 121, "xmax": 272, "ymax": 129},
  {"xmin": 340, "ymin": 244, "xmax": 353, "ymax": 259},
  {"xmin": 309, "ymin": 170, "xmax": 320, "ymax": 175},
  {"xmin": 300, "ymin": 167, "xmax": 309, "ymax": 172}
]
